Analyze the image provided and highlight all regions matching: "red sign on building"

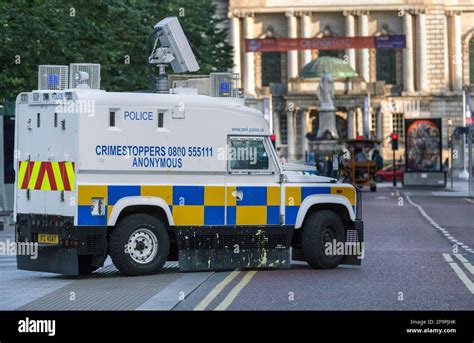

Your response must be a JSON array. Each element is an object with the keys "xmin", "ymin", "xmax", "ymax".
[{"xmin": 245, "ymin": 35, "xmax": 405, "ymax": 52}]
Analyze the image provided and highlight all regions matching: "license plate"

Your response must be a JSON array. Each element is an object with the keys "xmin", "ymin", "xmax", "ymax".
[{"xmin": 38, "ymin": 234, "xmax": 59, "ymax": 245}]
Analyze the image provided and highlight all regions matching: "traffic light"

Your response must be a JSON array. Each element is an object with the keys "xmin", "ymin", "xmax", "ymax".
[
  {"xmin": 270, "ymin": 134, "xmax": 276, "ymax": 148},
  {"xmin": 391, "ymin": 132, "xmax": 399, "ymax": 151}
]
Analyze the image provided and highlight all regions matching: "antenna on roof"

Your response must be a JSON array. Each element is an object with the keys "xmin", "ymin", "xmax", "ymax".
[{"xmin": 148, "ymin": 17, "xmax": 200, "ymax": 93}]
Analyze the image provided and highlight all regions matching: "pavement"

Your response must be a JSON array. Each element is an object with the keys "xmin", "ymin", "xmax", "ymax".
[{"xmin": 0, "ymin": 183, "xmax": 473, "ymax": 311}]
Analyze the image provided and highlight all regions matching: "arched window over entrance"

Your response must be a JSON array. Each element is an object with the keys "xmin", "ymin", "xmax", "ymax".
[
  {"xmin": 260, "ymin": 26, "xmax": 283, "ymax": 86},
  {"xmin": 313, "ymin": 25, "xmax": 345, "ymax": 60},
  {"xmin": 375, "ymin": 24, "xmax": 397, "ymax": 85},
  {"xmin": 262, "ymin": 52, "xmax": 282, "ymax": 86},
  {"xmin": 376, "ymin": 48, "xmax": 397, "ymax": 84}
]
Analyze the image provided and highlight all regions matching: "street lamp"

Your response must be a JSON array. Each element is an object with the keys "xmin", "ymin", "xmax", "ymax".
[{"xmin": 460, "ymin": 91, "xmax": 469, "ymax": 180}]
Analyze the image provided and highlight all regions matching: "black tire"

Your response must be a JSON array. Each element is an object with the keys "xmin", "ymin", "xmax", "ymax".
[
  {"xmin": 302, "ymin": 210, "xmax": 345, "ymax": 269},
  {"xmin": 78, "ymin": 255, "xmax": 99, "ymax": 275},
  {"xmin": 109, "ymin": 214, "xmax": 169, "ymax": 276},
  {"xmin": 375, "ymin": 175, "xmax": 384, "ymax": 183}
]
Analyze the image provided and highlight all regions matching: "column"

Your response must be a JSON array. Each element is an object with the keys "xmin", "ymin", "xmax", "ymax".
[
  {"xmin": 300, "ymin": 13, "xmax": 312, "ymax": 68},
  {"xmin": 376, "ymin": 106, "xmax": 383, "ymax": 140},
  {"xmin": 344, "ymin": 11, "xmax": 356, "ymax": 71},
  {"xmin": 362, "ymin": 107, "xmax": 370, "ymax": 138},
  {"xmin": 287, "ymin": 109, "xmax": 296, "ymax": 161},
  {"xmin": 347, "ymin": 108, "xmax": 355, "ymax": 139},
  {"xmin": 356, "ymin": 107, "xmax": 363, "ymax": 137},
  {"xmin": 403, "ymin": 10, "xmax": 415, "ymax": 93},
  {"xmin": 358, "ymin": 11, "xmax": 370, "ymax": 82},
  {"xmin": 416, "ymin": 9, "xmax": 428, "ymax": 92},
  {"xmin": 452, "ymin": 11, "xmax": 463, "ymax": 91},
  {"xmin": 229, "ymin": 13, "xmax": 241, "ymax": 76},
  {"xmin": 301, "ymin": 109, "xmax": 310, "ymax": 155},
  {"xmin": 243, "ymin": 13, "xmax": 256, "ymax": 96},
  {"xmin": 287, "ymin": 12, "xmax": 299, "ymax": 79},
  {"xmin": 443, "ymin": 13, "xmax": 450, "ymax": 90}
]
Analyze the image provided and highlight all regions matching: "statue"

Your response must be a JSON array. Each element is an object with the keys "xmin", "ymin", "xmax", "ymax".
[
  {"xmin": 316, "ymin": 70, "xmax": 338, "ymax": 139},
  {"xmin": 318, "ymin": 71, "xmax": 335, "ymax": 110}
]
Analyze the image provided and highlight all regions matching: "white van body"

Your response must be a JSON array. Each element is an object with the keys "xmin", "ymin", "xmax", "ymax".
[{"xmin": 14, "ymin": 87, "xmax": 363, "ymax": 275}]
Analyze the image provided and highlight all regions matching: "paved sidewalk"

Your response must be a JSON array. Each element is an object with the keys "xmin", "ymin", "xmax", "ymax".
[
  {"xmin": 0, "ymin": 222, "xmax": 76, "ymax": 310},
  {"xmin": 375, "ymin": 178, "xmax": 473, "ymax": 198}
]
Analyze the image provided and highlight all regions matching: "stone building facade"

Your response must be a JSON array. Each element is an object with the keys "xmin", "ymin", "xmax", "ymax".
[{"xmin": 223, "ymin": 0, "xmax": 474, "ymax": 167}]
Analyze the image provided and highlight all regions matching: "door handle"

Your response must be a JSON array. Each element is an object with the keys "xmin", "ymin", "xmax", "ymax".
[{"xmin": 232, "ymin": 190, "xmax": 243, "ymax": 201}]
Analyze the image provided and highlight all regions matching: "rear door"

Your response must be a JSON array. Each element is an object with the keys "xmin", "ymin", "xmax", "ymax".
[{"xmin": 15, "ymin": 94, "xmax": 77, "ymax": 218}]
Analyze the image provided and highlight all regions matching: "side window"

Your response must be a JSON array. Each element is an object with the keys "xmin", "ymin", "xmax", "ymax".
[
  {"xmin": 109, "ymin": 111, "xmax": 116, "ymax": 127},
  {"xmin": 108, "ymin": 107, "xmax": 120, "ymax": 129},
  {"xmin": 228, "ymin": 137, "xmax": 269, "ymax": 171},
  {"xmin": 157, "ymin": 109, "xmax": 169, "ymax": 130},
  {"xmin": 158, "ymin": 111, "xmax": 164, "ymax": 128}
]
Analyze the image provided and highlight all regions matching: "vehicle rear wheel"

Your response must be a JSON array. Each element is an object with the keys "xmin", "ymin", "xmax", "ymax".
[
  {"xmin": 109, "ymin": 214, "xmax": 169, "ymax": 276},
  {"xmin": 302, "ymin": 210, "xmax": 345, "ymax": 269}
]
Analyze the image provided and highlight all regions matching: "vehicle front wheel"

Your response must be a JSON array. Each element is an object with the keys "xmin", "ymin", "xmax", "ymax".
[
  {"xmin": 109, "ymin": 214, "xmax": 169, "ymax": 276},
  {"xmin": 302, "ymin": 210, "xmax": 345, "ymax": 269}
]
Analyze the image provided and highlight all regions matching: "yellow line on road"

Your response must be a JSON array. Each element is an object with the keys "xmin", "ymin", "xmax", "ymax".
[
  {"xmin": 443, "ymin": 253, "xmax": 454, "ymax": 262},
  {"xmin": 194, "ymin": 271, "xmax": 240, "ymax": 311},
  {"xmin": 454, "ymin": 254, "xmax": 474, "ymax": 275},
  {"xmin": 215, "ymin": 270, "xmax": 257, "ymax": 311},
  {"xmin": 443, "ymin": 254, "xmax": 474, "ymax": 294}
]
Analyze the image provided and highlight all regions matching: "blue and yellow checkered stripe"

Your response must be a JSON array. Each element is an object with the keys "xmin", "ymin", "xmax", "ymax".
[
  {"xmin": 77, "ymin": 185, "xmax": 355, "ymax": 227},
  {"xmin": 77, "ymin": 185, "xmax": 280, "ymax": 226},
  {"xmin": 284, "ymin": 186, "xmax": 356, "ymax": 225},
  {"xmin": 226, "ymin": 186, "xmax": 280, "ymax": 225}
]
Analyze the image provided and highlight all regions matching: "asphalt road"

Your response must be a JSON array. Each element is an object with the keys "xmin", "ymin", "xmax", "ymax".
[
  {"xmin": 177, "ymin": 187, "xmax": 474, "ymax": 310},
  {"xmin": 1, "ymin": 186, "xmax": 473, "ymax": 311}
]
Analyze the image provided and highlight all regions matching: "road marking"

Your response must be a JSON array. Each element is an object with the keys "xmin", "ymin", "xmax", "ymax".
[
  {"xmin": 454, "ymin": 254, "xmax": 474, "ymax": 275},
  {"xmin": 464, "ymin": 198, "xmax": 474, "ymax": 204},
  {"xmin": 137, "ymin": 272, "xmax": 214, "ymax": 310},
  {"xmin": 405, "ymin": 194, "xmax": 472, "ymax": 253},
  {"xmin": 215, "ymin": 270, "xmax": 257, "ymax": 311},
  {"xmin": 443, "ymin": 253, "xmax": 454, "ymax": 262},
  {"xmin": 194, "ymin": 271, "xmax": 240, "ymax": 311},
  {"xmin": 442, "ymin": 254, "xmax": 474, "ymax": 294}
]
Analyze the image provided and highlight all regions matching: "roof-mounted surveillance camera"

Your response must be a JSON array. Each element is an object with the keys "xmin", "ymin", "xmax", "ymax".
[
  {"xmin": 74, "ymin": 71, "xmax": 89, "ymax": 83},
  {"xmin": 148, "ymin": 17, "xmax": 200, "ymax": 74}
]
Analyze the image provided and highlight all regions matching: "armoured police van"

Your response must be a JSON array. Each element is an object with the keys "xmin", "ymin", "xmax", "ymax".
[{"xmin": 14, "ymin": 63, "xmax": 363, "ymax": 275}]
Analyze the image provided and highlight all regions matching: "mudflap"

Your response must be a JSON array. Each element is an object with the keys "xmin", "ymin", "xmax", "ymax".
[
  {"xmin": 176, "ymin": 226, "xmax": 293, "ymax": 272},
  {"xmin": 17, "ymin": 246, "xmax": 79, "ymax": 275},
  {"xmin": 341, "ymin": 219, "xmax": 364, "ymax": 266}
]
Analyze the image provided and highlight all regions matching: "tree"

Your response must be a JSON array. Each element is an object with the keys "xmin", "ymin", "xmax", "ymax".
[{"xmin": 0, "ymin": 0, "xmax": 232, "ymax": 100}]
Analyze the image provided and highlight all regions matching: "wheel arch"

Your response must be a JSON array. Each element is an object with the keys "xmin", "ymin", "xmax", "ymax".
[
  {"xmin": 294, "ymin": 195, "xmax": 355, "ymax": 229},
  {"xmin": 108, "ymin": 196, "xmax": 174, "ymax": 227}
]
